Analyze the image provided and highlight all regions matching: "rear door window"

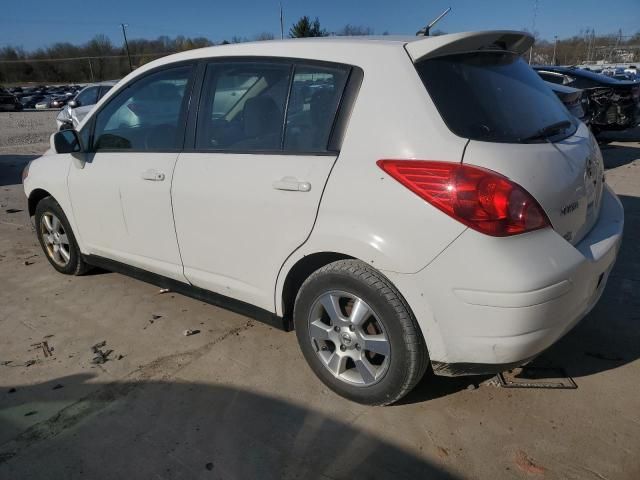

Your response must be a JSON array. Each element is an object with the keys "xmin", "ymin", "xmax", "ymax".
[
  {"xmin": 196, "ymin": 62, "xmax": 291, "ymax": 151},
  {"xmin": 195, "ymin": 59, "xmax": 351, "ymax": 153},
  {"xmin": 284, "ymin": 65, "xmax": 348, "ymax": 152},
  {"xmin": 416, "ymin": 52, "xmax": 576, "ymax": 143}
]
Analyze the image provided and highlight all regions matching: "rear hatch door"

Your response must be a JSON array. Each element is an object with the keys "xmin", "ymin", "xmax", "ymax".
[
  {"xmin": 411, "ymin": 33, "xmax": 604, "ymax": 244},
  {"xmin": 463, "ymin": 129, "xmax": 604, "ymax": 244}
]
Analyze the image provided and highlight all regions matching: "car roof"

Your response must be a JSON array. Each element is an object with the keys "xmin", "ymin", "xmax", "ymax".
[{"xmin": 126, "ymin": 31, "xmax": 532, "ymax": 76}]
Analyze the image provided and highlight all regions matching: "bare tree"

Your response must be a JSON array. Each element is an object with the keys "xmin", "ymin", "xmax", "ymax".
[
  {"xmin": 254, "ymin": 32, "xmax": 275, "ymax": 41},
  {"xmin": 337, "ymin": 24, "xmax": 374, "ymax": 36}
]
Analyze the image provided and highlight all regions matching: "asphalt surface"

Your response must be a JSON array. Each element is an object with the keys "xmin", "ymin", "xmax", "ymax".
[{"xmin": 0, "ymin": 111, "xmax": 639, "ymax": 479}]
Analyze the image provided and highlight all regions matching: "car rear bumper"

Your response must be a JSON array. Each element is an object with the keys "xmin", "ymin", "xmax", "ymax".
[{"xmin": 385, "ymin": 184, "xmax": 624, "ymax": 376}]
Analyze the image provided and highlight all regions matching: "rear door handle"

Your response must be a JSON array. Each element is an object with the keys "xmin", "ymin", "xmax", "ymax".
[
  {"xmin": 141, "ymin": 170, "xmax": 165, "ymax": 181},
  {"xmin": 272, "ymin": 176, "xmax": 311, "ymax": 192}
]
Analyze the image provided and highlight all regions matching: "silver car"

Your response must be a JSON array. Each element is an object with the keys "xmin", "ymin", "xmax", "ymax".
[{"xmin": 56, "ymin": 81, "xmax": 117, "ymax": 130}]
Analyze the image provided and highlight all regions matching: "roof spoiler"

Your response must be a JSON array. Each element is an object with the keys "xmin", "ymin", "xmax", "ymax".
[{"xmin": 405, "ymin": 30, "xmax": 534, "ymax": 62}]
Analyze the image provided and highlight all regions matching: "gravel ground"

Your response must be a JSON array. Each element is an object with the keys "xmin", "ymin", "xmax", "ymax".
[{"xmin": 0, "ymin": 111, "xmax": 59, "ymax": 153}]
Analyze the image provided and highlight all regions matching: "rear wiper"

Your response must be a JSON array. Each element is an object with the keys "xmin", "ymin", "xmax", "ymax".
[{"xmin": 520, "ymin": 120, "xmax": 572, "ymax": 142}]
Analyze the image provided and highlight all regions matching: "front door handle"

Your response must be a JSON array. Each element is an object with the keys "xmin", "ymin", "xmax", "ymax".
[
  {"xmin": 272, "ymin": 176, "xmax": 311, "ymax": 192},
  {"xmin": 141, "ymin": 170, "xmax": 165, "ymax": 181}
]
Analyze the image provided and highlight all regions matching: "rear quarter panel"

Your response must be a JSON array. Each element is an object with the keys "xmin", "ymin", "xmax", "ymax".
[{"xmin": 276, "ymin": 47, "xmax": 469, "ymax": 314}]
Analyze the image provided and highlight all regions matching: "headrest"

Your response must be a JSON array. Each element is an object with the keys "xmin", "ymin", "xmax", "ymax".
[{"xmin": 243, "ymin": 96, "xmax": 281, "ymax": 138}]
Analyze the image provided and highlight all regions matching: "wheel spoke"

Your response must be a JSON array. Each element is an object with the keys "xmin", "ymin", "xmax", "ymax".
[
  {"xmin": 326, "ymin": 352, "xmax": 348, "ymax": 376},
  {"xmin": 44, "ymin": 234, "xmax": 54, "ymax": 245},
  {"xmin": 51, "ymin": 216, "xmax": 61, "ymax": 232},
  {"xmin": 319, "ymin": 293, "xmax": 344, "ymax": 326},
  {"xmin": 362, "ymin": 334, "xmax": 390, "ymax": 356},
  {"xmin": 58, "ymin": 234, "xmax": 69, "ymax": 245},
  {"xmin": 309, "ymin": 320, "xmax": 332, "ymax": 341},
  {"xmin": 355, "ymin": 358, "xmax": 376, "ymax": 384},
  {"xmin": 59, "ymin": 247, "xmax": 70, "ymax": 262},
  {"xmin": 349, "ymin": 298, "xmax": 370, "ymax": 327},
  {"xmin": 43, "ymin": 215, "xmax": 54, "ymax": 233},
  {"xmin": 52, "ymin": 244, "xmax": 62, "ymax": 263}
]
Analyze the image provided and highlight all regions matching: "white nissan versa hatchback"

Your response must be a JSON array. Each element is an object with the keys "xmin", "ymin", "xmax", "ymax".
[{"xmin": 23, "ymin": 31, "xmax": 624, "ymax": 405}]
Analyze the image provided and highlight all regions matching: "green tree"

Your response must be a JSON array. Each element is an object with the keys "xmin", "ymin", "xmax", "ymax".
[{"xmin": 289, "ymin": 16, "xmax": 328, "ymax": 38}]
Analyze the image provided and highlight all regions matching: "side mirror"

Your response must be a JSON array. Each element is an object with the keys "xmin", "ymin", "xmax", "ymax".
[
  {"xmin": 68, "ymin": 99, "xmax": 79, "ymax": 108},
  {"xmin": 52, "ymin": 129, "xmax": 82, "ymax": 154}
]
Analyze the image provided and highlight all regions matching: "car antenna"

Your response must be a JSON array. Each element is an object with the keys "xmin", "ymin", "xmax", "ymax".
[{"xmin": 416, "ymin": 7, "xmax": 451, "ymax": 36}]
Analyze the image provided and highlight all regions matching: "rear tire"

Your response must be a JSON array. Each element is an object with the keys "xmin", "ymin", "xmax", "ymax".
[
  {"xmin": 34, "ymin": 196, "xmax": 90, "ymax": 276},
  {"xmin": 294, "ymin": 259, "xmax": 428, "ymax": 405}
]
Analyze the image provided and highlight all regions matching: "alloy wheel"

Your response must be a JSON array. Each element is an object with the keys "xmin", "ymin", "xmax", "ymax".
[
  {"xmin": 40, "ymin": 212, "xmax": 71, "ymax": 267},
  {"xmin": 308, "ymin": 290, "xmax": 391, "ymax": 387}
]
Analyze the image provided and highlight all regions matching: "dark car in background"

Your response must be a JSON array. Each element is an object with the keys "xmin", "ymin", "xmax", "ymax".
[
  {"xmin": 534, "ymin": 66, "xmax": 640, "ymax": 133},
  {"xmin": 19, "ymin": 94, "xmax": 46, "ymax": 109},
  {"xmin": 50, "ymin": 95, "xmax": 69, "ymax": 108},
  {"xmin": 0, "ymin": 88, "xmax": 23, "ymax": 111},
  {"xmin": 546, "ymin": 81, "xmax": 590, "ymax": 125}
]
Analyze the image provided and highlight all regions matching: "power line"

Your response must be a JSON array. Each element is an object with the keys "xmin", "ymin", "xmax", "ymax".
[{"xmin": 0, "ymin": 51, "xmax": 174, "ymax": 64}]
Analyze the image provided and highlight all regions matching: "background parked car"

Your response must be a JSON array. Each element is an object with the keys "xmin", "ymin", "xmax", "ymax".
[
  {"xmin": 34, "ymin": 96, "xmax": 53, "ymax": 109},
  {"xmin": 19, "ymin": 94, "xmax": 45, "ymax": 109},
  {"xmin": 0, "ymin": 88, "xmax": 23, "ymax": 111},
  {"xmin": 546, "ymin": 81, "xmax": 590, "ymax": 125},
  {"xmin": 50, "ymin": 95, "xmax": 68, "ymax": 108},
  {"xmin": 534, "ymin": 66, "xmax": 640, "ymax": 133},
  {"xmin": 56, "ymin": 80, "xmax": 117, "ymax": 129}
]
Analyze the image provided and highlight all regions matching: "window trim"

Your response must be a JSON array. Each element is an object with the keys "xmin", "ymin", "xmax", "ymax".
[
  {"xmin": 184, "ymin": 56, "xmax": 362, "ymax": 156},
  {"xmin": 80, "ymin": 56, "xmax": 363, "ymax": 156},
  {"xmin": 85, "ymin": 60, "xmax": 198, "ymax": 154}
]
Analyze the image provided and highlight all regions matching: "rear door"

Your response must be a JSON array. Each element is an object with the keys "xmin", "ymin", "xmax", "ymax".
[{"xmin": 172, "ymin": 59, "xmax": 352, "ymax": 311}]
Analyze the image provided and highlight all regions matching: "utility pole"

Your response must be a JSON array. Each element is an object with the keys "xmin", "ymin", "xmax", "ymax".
[
  {"xmin": 552, "ymin": 35, "xmax": 558, "ymax": 65},
  {"xmin": 121, "ymin": 23, "xmax": 133, "ymax": 72},
  {"xmin": 528, "ymin": 0, "xmax": 539, "ymax": 64},
  {"xmin": 279, "ymin": 3, "xmax": 284, "ymax": 39}
]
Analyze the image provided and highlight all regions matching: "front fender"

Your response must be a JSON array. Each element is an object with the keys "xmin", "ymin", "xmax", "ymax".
[{"xmin": 23, "ymin": 153, "xmax": 84, "ymax": 251}]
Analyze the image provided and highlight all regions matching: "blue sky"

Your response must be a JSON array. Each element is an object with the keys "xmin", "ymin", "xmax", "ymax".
[{"xmin": 1, "ymin": 0, "xmax": 639, "ymax": 51}]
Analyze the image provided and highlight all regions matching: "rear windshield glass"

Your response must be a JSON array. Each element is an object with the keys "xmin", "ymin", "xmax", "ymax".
[{"xmin": 416, "ymin": 52, "xmax": 576, "ymax": 143}]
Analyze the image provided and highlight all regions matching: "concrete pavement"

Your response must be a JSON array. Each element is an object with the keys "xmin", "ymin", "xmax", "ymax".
[{"xmin": 0, "ymin": 112, "xmax": 639, "ymax": 479}]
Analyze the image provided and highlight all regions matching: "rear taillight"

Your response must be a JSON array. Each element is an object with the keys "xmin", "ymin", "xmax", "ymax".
[{"xmin": 377, "ymin": 160, "xmax": 550, "ymax": 237}]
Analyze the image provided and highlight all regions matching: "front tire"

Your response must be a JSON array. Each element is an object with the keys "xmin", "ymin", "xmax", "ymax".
[
  {"xmin": 34, "ymin": 196, "xmax": 89, "ymax": 275},
  {"xmin": 294, "ymin": 260, "xmax": 428, "ymax": 405}
]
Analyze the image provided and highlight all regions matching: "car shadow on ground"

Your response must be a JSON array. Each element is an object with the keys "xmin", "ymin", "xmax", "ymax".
[
  {"xmin": 598, "ymin": 126, "xmax": 640, "ymax": 144},
  {"xmin": 0, "ymin": 374, "xmax": 459, "ymax": 480},
  {"xmin": 600, "ymin": 142, "xmax": 640, "ymax": 169},
  {"xmin": 0, "ymin": 154, "xmax": 38, "ymax": 187}
]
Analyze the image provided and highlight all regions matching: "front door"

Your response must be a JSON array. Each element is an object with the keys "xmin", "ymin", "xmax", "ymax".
[{"xmin": 68, "ymin": 64, "xmax": 195, "ymax": 281}]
